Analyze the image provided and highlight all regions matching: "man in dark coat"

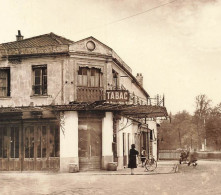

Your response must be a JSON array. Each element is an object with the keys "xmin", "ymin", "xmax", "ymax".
[{"xmin": 128, "ymin": 144, "xmax": 139, "ymax": 175}]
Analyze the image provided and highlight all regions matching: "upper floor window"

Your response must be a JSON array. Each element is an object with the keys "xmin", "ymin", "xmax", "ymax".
[
  {"xmin": 32, "ymin": 65, "xmax": 47, "ymax": 95},
  {"xmin": 78, "ymin": 67, "xmax": 102, "ymax": 87},
  {"xmin": 0, "ymin": 68, "xmax": 10, "ymax": 97},
  {"xmin": 112, "ymin": 69, "xmax": 119, "ymax": 89}
]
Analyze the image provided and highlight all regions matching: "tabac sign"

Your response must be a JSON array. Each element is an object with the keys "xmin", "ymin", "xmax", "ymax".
[{"xmin": 106, "ymin": 90, "xmax": 129, "ymax": 102}]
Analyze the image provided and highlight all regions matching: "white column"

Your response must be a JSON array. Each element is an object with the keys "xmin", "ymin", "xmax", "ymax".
[
  {"xmin": 102, "ymin": 112, "xmax": 113, "ymax": 169},
  {"xmin": 117, "ymin": 119, "xmax": 124, "ymax": 169},
  {"xmin": 60, "ymin": 111, "xmax": 78, "ymax": 172},
  {"xmin": 148, "ymin": 121, "xmax": 158, "ymax": 159}
]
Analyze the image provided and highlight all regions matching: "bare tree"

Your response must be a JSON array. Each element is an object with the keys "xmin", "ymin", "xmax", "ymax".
[
  {"xmin": 206, "ymin": 102, "xmax": 221, "ymax": 151},
  {"xmin": 194, "ymin": 94, "xmax": 211, "ymax": 150}
]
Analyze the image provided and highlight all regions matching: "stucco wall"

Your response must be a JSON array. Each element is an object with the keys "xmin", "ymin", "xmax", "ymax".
[
  {"xmin": 0, "ymin": 57, "xmax": 66, "ymax": 107},
  {"xmin": 0, "ymin": 39, "xmax": 148, "ymax": 107},
  {"xmin": 60, "ymin": 111, "xmax": 78, "ymax": 172},
  {"xmin": 117, "ymin": 117, "xmax": 135, "ymax": 169},
  {"xmin": 148, "ymin": 121, "xmax": 158, "ymax": 159},
  {"xmin": 107, "ymin": 61, "xmax": 148, "ymax": 104},
  {"xmin": 102, "ymin": 112, "xmax": 114, "ymax": 169}
]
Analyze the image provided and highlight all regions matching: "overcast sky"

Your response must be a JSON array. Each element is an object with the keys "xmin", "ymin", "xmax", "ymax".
[{"xmin": 0, "ymin": 0, "xmax": 220, "ymax": 115}]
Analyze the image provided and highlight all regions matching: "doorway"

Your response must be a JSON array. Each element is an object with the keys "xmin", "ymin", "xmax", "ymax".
[{"xmin": 78, "ymin": 119, "xmax": 102, "ymax": 171}]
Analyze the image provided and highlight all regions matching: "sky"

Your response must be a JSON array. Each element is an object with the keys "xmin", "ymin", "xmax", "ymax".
[{"xmin": 0, "ymin": 0, "xmax": 220, "ymax": 115}]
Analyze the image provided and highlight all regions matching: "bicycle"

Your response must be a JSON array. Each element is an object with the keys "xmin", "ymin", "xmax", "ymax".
[{"xmin": 144, "ymin": 155, "xmax": 157, "ymax": 171}]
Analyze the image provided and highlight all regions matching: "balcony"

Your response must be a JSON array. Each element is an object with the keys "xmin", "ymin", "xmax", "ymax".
[{"xmin": 77, "ymin": 87, "xmax": 104, "ymax": 102}]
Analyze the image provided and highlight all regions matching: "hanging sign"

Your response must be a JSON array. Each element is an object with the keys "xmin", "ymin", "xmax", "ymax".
[{"xmin": 106, "ymin": 90, "xmax": 129, "ymax": 102}]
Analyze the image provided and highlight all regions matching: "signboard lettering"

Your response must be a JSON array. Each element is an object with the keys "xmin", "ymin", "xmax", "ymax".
[{"xmin": 106, "ymin": 90, "xmax": 129, "ymax": 102}]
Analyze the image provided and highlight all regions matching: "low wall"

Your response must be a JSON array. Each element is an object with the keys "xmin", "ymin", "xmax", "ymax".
[
  {"xmin": 197, "ymin": 152, "xmax": 221, "ymax": 160},
  {"xmin": 159, "ymin": 150, "xmax": 221, "ymax": 160},
  {"xmin": 159, "ymin": 150, "xmax": 180, "ymax": 160}
]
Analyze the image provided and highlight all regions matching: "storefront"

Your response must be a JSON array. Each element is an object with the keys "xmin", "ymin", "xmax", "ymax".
[
  {"xmin": 0, "ymin": 110, "xmax": 59, "ymax": 171},
  {"xmin": 0, "ymin": 103, "xmax": 167, "ymax": 172}
]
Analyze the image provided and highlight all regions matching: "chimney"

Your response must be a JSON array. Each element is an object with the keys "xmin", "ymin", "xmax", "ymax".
[
  {"xmin": 16, "ymin": 30, "xmax": 24, "ymax": 41},
  {"xmin": 136, "ymin": 73, "xmax": 143, "ymax": 87}
]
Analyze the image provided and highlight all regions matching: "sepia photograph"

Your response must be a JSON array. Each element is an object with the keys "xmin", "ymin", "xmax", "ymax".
[{"xmin": 0, "ymin": 0, "xmax": 221, "ymax": 194}]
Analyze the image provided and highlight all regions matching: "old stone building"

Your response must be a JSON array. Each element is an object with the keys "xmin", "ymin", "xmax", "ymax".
[{"xmin": 0, "ymin": 31, "xmax": 167, "ymax": 172}]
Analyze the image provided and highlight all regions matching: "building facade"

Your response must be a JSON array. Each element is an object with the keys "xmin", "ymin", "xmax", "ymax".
[{"xmin": 0, "ymin": 32, "xmax": 167, "ymax": 172}]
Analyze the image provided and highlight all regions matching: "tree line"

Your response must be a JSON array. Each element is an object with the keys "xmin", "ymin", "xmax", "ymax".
[{"xmin": 158, "ymin": 94, "xmax": 221, "ymax": 151}]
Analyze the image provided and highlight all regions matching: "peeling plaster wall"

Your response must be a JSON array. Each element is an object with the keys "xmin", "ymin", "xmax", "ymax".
[{"xmin": 0, "ymin": 57, "xmax": 66, "ymax": 107}]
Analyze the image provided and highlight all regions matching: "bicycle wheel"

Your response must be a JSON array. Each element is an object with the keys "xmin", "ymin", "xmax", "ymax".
[{"xmin": 145, "ymin": 159, "xmax": 157, "ymax": 171}]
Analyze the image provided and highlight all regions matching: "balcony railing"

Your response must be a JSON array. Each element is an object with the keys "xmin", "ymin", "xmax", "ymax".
[{"xmin": 77, "ymin": 87, "xmax": 104, "ymax": 102}]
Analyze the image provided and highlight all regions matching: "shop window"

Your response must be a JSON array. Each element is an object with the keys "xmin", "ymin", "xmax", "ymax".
[
  {"xmin": 78, "ymin": 67, "xmax": 102, "ymax": 87},
  {"xmin": 24, "ymin": 124, "xmax": 59, "ymax": 159},
  {"xmin": 42, "ymin": 126, "xmax": 47, "ymax": 157},
  {"xmin": 25, "ymin": 126, "xmax": 34, "ymax": 158},
  {"xmin": 49, "ymin": 125, "xmax": 59, "ymax": 157},
  {"xmin": 0, "ymin": 126, "xmax": 19, "ymax": 159},
  {"xmin": 10, "ymin": 127, "xmax": 19, "ymax": 158},
  {"xmin": 0, "ymin": 127, "xmax": 7, "ymax": 158},
  {"xmin": 32, "ymin": 65, "xmax": 47, "ymax": 95},
  {"xmin": 0, "ymin": 68, "xmax": 10, "ymax": 97},
  {"xmin": 36, "ymin": 126, "xmax": 47, "ymax": 158}
]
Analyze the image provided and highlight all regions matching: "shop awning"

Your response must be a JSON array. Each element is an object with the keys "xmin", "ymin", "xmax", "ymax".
[{"xmin": 0, "ymin": 101, "xmax": 168, "ymax": 119}]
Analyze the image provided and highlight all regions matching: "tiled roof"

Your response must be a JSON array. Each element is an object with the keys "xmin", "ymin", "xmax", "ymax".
[
  {"xmin": 1, "ymin": 33, "xmax": 74, "ymax": 49},
  {"xmin": 0, "ymin": 44, "xmax": 5, "ymax": 50}
]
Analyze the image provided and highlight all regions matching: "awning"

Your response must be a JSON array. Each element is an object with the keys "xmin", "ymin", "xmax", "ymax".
[{"xmin": 0, "ymin": 101, "xmax": 168, "ymax": 119}]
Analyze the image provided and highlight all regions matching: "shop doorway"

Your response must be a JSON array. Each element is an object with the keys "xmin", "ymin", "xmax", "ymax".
[
  {"xmin": 0, "ymin": 125, "xmax": 20, "ymax": 171},
  {"xmin": 78, "ymin": 119, "xmax": 102, "ymax": 171}
]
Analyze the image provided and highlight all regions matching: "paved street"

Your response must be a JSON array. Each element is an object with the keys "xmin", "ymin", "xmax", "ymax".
[{"xmin": 0, "ymin": 160, "xmax": 221, "ymax": 195}]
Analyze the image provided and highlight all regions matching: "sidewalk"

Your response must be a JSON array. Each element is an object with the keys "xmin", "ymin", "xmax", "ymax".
[
  {"xmin": 0, "ymin": 161, "xmax": 178, "ymax": 176},
  {"xmin": 76, "ymin": 160, "xmax": 179, "ymax": 175}
]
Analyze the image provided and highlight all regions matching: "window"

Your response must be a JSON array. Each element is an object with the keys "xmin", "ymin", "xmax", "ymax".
[
  {"xmin": 78, "ymin": 67, "xmax": 88, "ymax": 86},
  {"xmin": 10, "ymin": 127, "xmax": 19, "ymax": 158},
  {"xmin": 90, "ymin": 68, "xmax": 100, "ymax": 87},
  {"xmin": 112, "ymin": 69, "xmax": 118, "ymax": 89},
  {"xmin": 25, "ymin": 126, "xmax": 34, "ymax": 158},
  {"xmin": 77, "ymin": 67, "xmax": 102, "ymax": 87},
  {"xmin": 0, "ymin": 68, "xmax": 10, "ymax": 97},
  {"xmin": 0, "ymin": 127, "xmax": 7, "ymax": 158},
  {"xmin": 150, "ymin": 130, "xmax": 153, "ymax": 141},
  {"xmin": 32, "ymin": 65, "xmax": 47, "ymax": 95},
  {"xmin": 36, "ymin": 126, "xmax": 47, "ymax": 158},
  {"xmin": 49, "ymin": 125, "xmax": 59, "ymax": 157}
]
